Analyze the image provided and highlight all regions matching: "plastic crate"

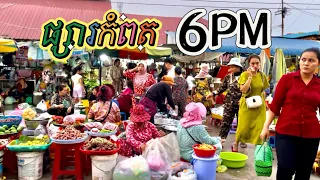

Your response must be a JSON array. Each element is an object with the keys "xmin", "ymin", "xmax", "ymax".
[{"xmin": 7, "ymin": 140, "xmax": 52, "ymax": 152}]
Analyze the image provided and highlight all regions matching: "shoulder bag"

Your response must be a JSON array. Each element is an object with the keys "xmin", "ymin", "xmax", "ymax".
[
  {"xmin": 95, "ymin": 100, "xmax": 113, "ymax": 122},
  {"xmin": 245, "ymin": 72, "xmax": 264, "ymax": 109},
  {"xmin": 185, "ymin": 128, "xmax": 201, "ymax": 144}
]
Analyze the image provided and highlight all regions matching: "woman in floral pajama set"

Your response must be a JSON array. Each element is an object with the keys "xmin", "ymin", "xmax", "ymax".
[{"xmin": 118, "ymin": 104, "xmax": 165, "ymax": 157}]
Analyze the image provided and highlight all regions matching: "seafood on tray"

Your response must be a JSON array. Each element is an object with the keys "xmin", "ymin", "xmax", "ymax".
[
  {"xmin": 82, "ymin": 137, "xmax": 117, "ymax": 151},
  {"xmin": 53, "ymin": 126, "xmax": 86, "ymax": 140}
]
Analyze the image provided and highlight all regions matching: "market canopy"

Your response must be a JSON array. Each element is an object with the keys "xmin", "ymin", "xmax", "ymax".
[
  {"xmin": 0, "ymin": 38, "xmax": 17, "ymax": 53},
  {"xmin": 165, "ymin": 31, "xmax": 320, "ymax": 56},
  {"xmin": 95, "ymin": 47, "xmax": 172, "ymax": 60}
]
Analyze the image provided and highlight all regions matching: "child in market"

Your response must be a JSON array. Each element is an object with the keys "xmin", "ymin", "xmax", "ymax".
[{"xmin": 88, "ymin": 86, "xmax": 99, "ymax": 106}]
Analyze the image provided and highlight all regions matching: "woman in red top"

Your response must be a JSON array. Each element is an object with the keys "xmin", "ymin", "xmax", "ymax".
[
  {"xmin": 261, "ymin": 48, "xmax": 320, "ymax": 180},
  {"xmin": 123, "ymin": 62, "xmax": 156, "ymax": 106}
]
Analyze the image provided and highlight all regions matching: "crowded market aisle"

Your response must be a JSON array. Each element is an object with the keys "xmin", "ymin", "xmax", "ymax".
[{"xmin": 3, "ymin": 123, "xmax": 319, "ymax": 180}]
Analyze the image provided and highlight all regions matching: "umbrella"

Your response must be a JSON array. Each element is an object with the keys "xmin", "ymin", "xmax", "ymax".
[
  {"xmin": 95, "ymin": 46, "xmax": 172, "ymax": 60},
  {"xmin": 0, "ymin": 38, "xmax": 17, "ymax": 53}
]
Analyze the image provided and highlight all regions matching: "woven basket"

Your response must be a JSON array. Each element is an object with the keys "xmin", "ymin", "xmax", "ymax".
[{"xmin": 254, "ymin": 142, "xmax": 273, "ymax": 177}]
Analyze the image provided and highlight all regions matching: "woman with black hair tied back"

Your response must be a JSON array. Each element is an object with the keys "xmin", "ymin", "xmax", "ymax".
[
  {"xmin": 88, "ymin": 85, "xmax": 121, "ymax": 124},
  {"xmin": 233, "ymin": 55, "xmax": 270, "ymax": 152},
  {"xmin": 261, "ymin": 48, "xmax": 320, "ymax": 180}
]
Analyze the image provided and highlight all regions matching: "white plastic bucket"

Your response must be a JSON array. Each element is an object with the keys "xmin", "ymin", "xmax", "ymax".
[
  {"xmin": 0, "ymin": 150, "xmax": 4, "ymax": 178},
  {"xmin": 17, "ymin": 152, "xmax": 44, "ymax": 180},
  {"xmin": 91, "ymin": 153, "xmax": 118, "ymax": 180}
]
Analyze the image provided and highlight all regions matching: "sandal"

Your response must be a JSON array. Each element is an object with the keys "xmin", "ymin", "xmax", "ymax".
[
  {"xmin": 231, "ymin": 144, "xmax": 238, "ymax": 152},
  {"xmin": 240, "ymin": 142, "xmax": 247, "ymax": 148}
]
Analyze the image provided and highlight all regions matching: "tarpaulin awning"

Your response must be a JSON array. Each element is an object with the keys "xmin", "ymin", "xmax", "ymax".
[
  {"xmin": 95, "ymin": 47, "xmax": 172, "ymax": 60},
  {"xmin": 165, "ymin": 31, "xmax": 320, "ymax": 56},
  {"xmin": 0, "ymin": 38, "xmax": 17, "ymax": 53},
  {"xmin": 172, "ymin": 52, "xmax": 224, "ymax": 63}
]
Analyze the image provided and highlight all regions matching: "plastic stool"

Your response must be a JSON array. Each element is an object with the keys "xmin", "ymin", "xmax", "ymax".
[
  {"xmin": 120, "ymin": 112, "xmax": 127, "ymax": 120},
  {"xmin": 269, "ymin": 136, "xmax": 276, "ymax": 148},
  {"xmin": 52, "ymin": 143, "xmax": 83, "ymax": 180}
]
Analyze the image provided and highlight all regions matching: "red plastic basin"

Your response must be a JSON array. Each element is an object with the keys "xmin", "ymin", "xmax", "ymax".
[{"xmin": 193, "ymin": 144, "xmax": 217, "ymax": 158}]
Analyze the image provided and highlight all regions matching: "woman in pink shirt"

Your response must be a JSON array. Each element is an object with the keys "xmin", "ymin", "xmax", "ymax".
[
  {"xmin": 118, "ymin": 104, "xmax": 165, "ymax": 157},
  {"xmin": 88, "ymin": 85, "xmax": 120, "ymax": 123}
]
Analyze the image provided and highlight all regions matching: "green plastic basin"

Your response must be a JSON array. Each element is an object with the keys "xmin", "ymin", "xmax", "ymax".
[{"xmin": 220, "ymin": 152, "xmax": 248, "ymax": 168}]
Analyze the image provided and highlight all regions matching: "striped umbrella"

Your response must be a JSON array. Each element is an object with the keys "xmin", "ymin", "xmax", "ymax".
[{"xmin": 0, "ymin": 38, "xmax": 17, "ymax": 53}]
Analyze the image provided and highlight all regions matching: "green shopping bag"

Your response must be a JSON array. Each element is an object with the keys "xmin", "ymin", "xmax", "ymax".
[{"xmin": 254, "ymin": 141, "xmax": 273, "ymax": 177}]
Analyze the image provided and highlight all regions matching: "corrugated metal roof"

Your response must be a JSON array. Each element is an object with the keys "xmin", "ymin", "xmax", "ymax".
[
  {"xmin": 283, "ymin": 31, "xmax": 320, "ymax": 39},
  {"xmin": 165, "ymin": 31, "xmax": 320, "ymax": 55},
  {"xmin": 0, "ymin": 0, "xmax": 207, "ymax": 45}
]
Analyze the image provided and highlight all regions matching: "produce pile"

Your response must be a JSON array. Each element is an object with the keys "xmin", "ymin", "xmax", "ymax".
[
  {"xmin": 13, "ymin": 135, "xmax": 50, "ymax": 146},
  {"xmin": 0, "ymin": 125, "xmax": 23, "ymax": 135},
  {"xmin": 53, "ymin": 126, "xmax": 86, "ymax": 140},
  {"xmin": 197, "ymin": 143, "xmax": 215, "ymax": 150},
  {"xmin": 22, "ymin": 108, "xmax": 37, "ymax": 120},
  {"xmin": 82, "ymin": 137, "xmax": 117, "ymax": 151},
  {"xmin": 52, "ymin": 116, "xmax": 64, "ymax": 124},
  {"xmin": 84, "ymin": 122, "xmax": 117, "ymax": 133}
]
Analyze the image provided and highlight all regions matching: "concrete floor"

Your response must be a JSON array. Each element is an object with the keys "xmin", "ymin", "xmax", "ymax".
[{"xmin": 4, "ymin": 118, "xmax": 320, "ymax": 180}]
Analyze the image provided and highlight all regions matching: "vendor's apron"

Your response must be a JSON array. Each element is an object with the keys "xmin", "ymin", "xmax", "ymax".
[{"xmin": 139, "ymin": 97, "xmax": 157, "ymax": 117}]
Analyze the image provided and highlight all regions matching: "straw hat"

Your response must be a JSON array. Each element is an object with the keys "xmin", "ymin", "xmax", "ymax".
[
  {"xmin": 130, "ymin": 104, "xmax": 151, "ymax": 123},
  {"xmin": 195, "ymin": 64, "xmax": 211, "ymax": 79},
  {"xmin": 161, "ymin": 75, "xmax": 174, "ymax": 86},
  {"xmin": 227, "ymin": 58, "xmax": 243, "ymax": 68}
]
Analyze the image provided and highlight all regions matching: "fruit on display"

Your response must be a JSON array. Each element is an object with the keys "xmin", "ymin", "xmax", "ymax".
[
  {"xmin": 54, "ymin": 126, "xmax": 86, "ymax": 140},
  {"xmin": 197, "ymin": 143, "xmax": 215, "ymax": 150},
  {"xmin": 52, "ymin": 116, "xmax": 64, "ymax": 124},
  {"xmin": 22, "ymin": 108, "xmax": 37, "ymax": 120},
  {"xmin": 0, "ymin": 125, "xmax": 22, "ymax": 135},
  {"xmin": 14, "ymin": 135, "xmax": 50, "ymax": 146},
  {"xmin": 100, "ymin": 129, "xmax": 114, "ymax": 133},
  {"xmin": 83, "ymin": 137, "xmax": 117, "ymax": 151}
]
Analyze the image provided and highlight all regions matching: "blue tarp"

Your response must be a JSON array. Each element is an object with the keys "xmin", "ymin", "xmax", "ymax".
[{"xmin": 166, "ymin": 31, "xmax": 320, "ymax": 56}]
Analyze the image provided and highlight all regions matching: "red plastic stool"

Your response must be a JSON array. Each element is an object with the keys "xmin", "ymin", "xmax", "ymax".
[{"xmin": 52, "ymin": 143, "xmax": 83, "ymax": 180}]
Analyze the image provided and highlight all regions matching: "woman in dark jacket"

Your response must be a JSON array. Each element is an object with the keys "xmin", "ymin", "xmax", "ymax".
[{"xmin": 140, "ymin": 76, "xmax": 176, "ymax": 123}]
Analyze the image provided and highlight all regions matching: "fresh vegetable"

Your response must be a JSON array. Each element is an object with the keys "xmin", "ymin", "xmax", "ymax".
[
  {"xmin": 0, "ymin": 124, "xmax": 22, "ymax": 135},
  {"xmin": 82, "ymin": 137, "xmax": 117, "ymax": 151},
  {"xmin": 13, "ymin": 135, "xmax": 50, "ymax": 146},
  {"xmin": 22, "ymin": 108, "xmax": 37, "ymax": 120},
  {"xmin": 53, "ymin": 126, "xmax": 86, "ymax": 140}
]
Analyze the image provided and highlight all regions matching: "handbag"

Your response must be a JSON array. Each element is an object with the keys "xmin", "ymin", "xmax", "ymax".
[
  {"xmin": 246, "ymin": 95, "xmax": 263, "ymax": 108},
  {"xmin": 95, "ymin": 100, "xmax": 113, "ymax": 122},
  {"xmin": 245, "ymin": 72, "xmax": 264, "ymax": 109},
  {"xmin": 254, "ymin": 141, "xmax": 273, "ymax": 177}
]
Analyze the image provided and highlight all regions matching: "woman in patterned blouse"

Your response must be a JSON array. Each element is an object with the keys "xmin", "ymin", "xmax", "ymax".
[
  {"xmin": 88, "ymin": 85, "xmax": 121, "ymax": 123},
  {"xmin": 48, "ymin": 84, "xmax": 74, "ymax": 116},
  {"xmin": 118, "ymin": 104, "xmax": 165, "ymax": 157},
  {"xmin": 123, "ymin": 62, "xmax": 156, "ymax": 106}
]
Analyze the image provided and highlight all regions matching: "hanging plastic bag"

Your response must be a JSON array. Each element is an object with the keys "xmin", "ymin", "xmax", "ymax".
[
  {"xmin": 143, "ymin": 138, "xmax": 171, "ymax": 172},
  {"xmin": 5, "ymin": 97, "xmax": 16, "ymax": 105},
  {"xmin": 159, "ymin": 133, "xmax": 180, "ymax": 162},
  {"xmin": 36, "ymin": 100, "xmax": 47, "ymax": 112},
  {"xmin": 254, "ymin": 141, "xmax": 273, "ymax": 177},
  {"xmin": 113, "ymin": 156, "xmax": 151, "ymax": 180}
]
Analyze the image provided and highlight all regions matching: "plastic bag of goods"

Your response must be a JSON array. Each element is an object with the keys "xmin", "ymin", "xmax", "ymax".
[
  {"xmin": 168, "ymin": 162, "xmax": 197, "ymax": 180},
  {"xmin": 113, "ymin": 156, "xmax": 151, "ymax": 180},
  {"xmin": 142, "ymin": 138, "xmax": 171, "ymax": 172},
  {"xmin": 36, "ymin": 100, "xmax": 47, "ymax": 112}
]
